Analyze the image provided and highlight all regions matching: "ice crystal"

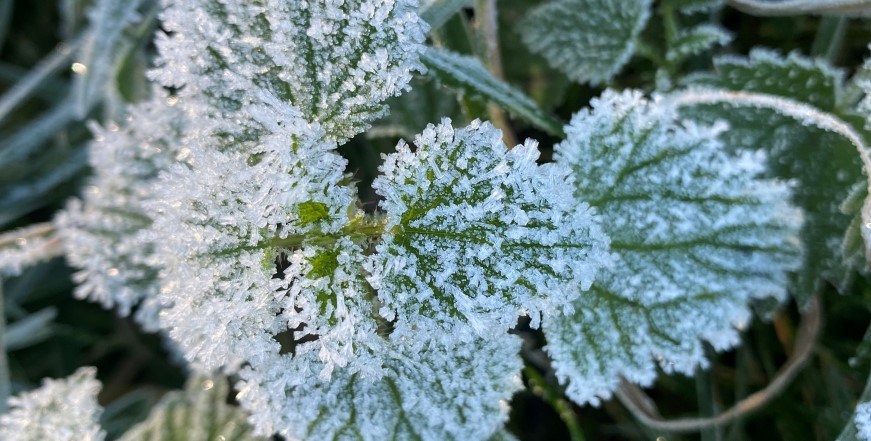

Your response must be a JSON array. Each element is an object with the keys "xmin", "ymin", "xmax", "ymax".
[
  {"xmin": 54, "ymin": 94, "xmax": 184, "ymax": 331},
  {"xmin": 152, "ymin": 0, "xmax": 427, "ymax": 142},
  {"xmin": 235, "ymin": 333, "xmax": 522, "ymax": 440},
  {"xmin": 858, "ymin": 401, "xmax": 871, "ymax": 441},
  {"xmin": 368, "ymin": 119, "xmax": 610, "ymax": 339},
  {"xmin": 147, "ymin": 105, "xmax": 373, "ymax": 376},
  {"xmin": 545, "ymin": 90, "xmax": 803, "ymax": 405},
  {"xmin": 0, "ymin": 367, "xmax": 104, "ymax": 441},
  {"xmin": 518, "ymin": 0, "xmax": 651, "ymax": 85},
  {"xmin": 0, "ymin": 223, "xmax": 62, "ymax": 277},
  {"xmin": 120, "ymin": 376, "xmax": 264, "ymax": 441}
]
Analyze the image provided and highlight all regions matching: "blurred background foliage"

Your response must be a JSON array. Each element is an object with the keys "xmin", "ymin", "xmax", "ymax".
[{"xmin": 2, "ymin": 0, "xmax": 871, "ymax": 440}]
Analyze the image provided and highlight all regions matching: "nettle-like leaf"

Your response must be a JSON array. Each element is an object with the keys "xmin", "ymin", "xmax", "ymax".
[
  {"xmin": 517, "ymin": 0, "xmax": 652, "ymax": 85},
  {"xmin": 119, "ymin": 376, "xmax": 264, "ymax": 441},
  {"xmin": 0, "ymin": 368, "xmax": 104, "ymax": 441},
  {"xmin": 665, "ymin": 24, "xmax": 732, "ymax": 63},
  {"xmin": 545, "ymin": 90, "xmax": 802, "ymax": 405},
  {"xmin": 152, "ymin": 0, "xmax": 427, "ymax": 141},
  {"xmin": 54, "ymin": 94, "xmax": 184, "ymax": 331},
  {"xmin": 236, "ymin": 333, "xmax": 522, "ymax": 440},
  {"xmin": 683, "ymin": 49, "xmax": 866, "ymax": 303},
  {"xmin": 148, "ymin": 110, "xmax": 375, "ymax": 376},
  {"xmin": 367, "ymin": 119, "xmax": 610, "ymax": 339}
]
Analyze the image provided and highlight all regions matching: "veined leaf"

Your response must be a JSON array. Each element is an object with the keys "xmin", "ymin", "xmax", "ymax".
[
  {"xmin": 119, "ymin": 376, "xmax": 264, "ymax": 441},
  {"xmin": 546, "ymin": 90, "xmax": 802, "ymax": 405},
  {"xmin": 421, "ymin": 47, "xmax": 564, "ymax": 137},
  {"xmin": 152, "ymin": 0, "xmax": 427, "ymax": 142},
  {"xmin": 0, "ymin": 368, "xmax": 104, "ymax": 441},
  {"xmin": 367, "ymin": 119, "xmax": 609, "ymax": 339},
  {"xmin": 517, "ymin": 0, "xmax": 652, "ymax": 85},
  {"xmin": 682, "ymin": 49, "xmax": 866, "ymax": 304},
  {"xmin": 665, "ymin": 24, "xmax": 732, "ymax": 63},
  {"xmin": 236, "ymin": 334, "xmax": 522, "ymax": 440}
]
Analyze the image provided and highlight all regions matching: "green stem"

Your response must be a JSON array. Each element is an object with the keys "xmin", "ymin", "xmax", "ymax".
[
  {"xmin": 811, "ymin": 16, "xmax": 847, "ymax": 63},
  {"xmin": 524, "ymin": 366, "xmax": 586, "ymax": 441},
  {"xmin": 269, "ymin": 218, "xmax": 389, "ymax": 250}
]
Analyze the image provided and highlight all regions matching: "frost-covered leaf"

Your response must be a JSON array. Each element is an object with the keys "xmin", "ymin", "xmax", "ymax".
[
  {"xmin": 727, "ymin": 0, "xmax": 871, "ymax": 17},
  {"xmin": 152, "ymin": 0, "xmax": 427, "ymax": 142},
  {"xmin": 0, "ymin": 223, "xmax": 63, "ymax": 277},
  {"xmin": 671, "ymin": 0, "xmax": 724, "ymax": 13},
  {"xmin": 545, "ymin": 90, "xmax": 802, "ymax": 405},
  {"xmin": 72, "ymin": 0, "xmax": 143, "ymax": 118},
  {"xmin": 54, "ymin": 94, "xmax": 183, "ymax": 331},
  {"xmin": 236, "ymin": 333, "xmax": 522, "ymax": 440},
  {"xmin": 119, "ymin": 376, "xmax": 264, "ymax": 441},
  {"xmin": 421, "ymin": 47, "xmax": 564, "ymax": 136},
  {"xmin": 367, "ymin": 119, "xmax": 609, "ymax": 339},
  {"xmin": 666, "ymin": 24, "xmax": 732, "ymax": 63},
  {"xmin": 420, "ymin": 0, "xmax": 470, "ymax": 30},
  {"xmin": 147, "ymin": 109, "xmax": 380, "ymax": 377},
  {"xmin": 683, "ymin": 49, "xmax": 865, "ymax": 304},
  {"xmin": 517, "ymin": 0, "xmax": 652, "ymax": 85},
  {"xmin": 0, "ymin": 367, "xmax": 104, "ymax": 441}
]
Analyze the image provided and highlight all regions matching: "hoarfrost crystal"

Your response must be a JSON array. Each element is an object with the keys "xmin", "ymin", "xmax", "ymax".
[
  {"xmin": 0, "ymin": 367, "xmax": 104, "ymax": 441},
  {"xmin": 153, "ymin": 0, "xmax": 427, "ymax": 141},
  {"xmin": 54, "ymin": 94, "xmax": 184, "ymax": 331},
  {"xmin": 545, "ymin": 90, "xmax": 803, "ymax": 405},
  {"xmin": 368, "ymin": 119, "xmax": 610, "ymax": 339},
  {"xmin": 236, "ymin": 333, "xmax": 522, "ymax": 440}
]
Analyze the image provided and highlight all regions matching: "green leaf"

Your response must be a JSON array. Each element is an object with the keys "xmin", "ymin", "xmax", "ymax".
[
  {"xmin": 517, "ymin": 0, "xmax": 652, "ymax": 85},
  {"xmin": 421, "ymin": 47, "xmax": 565, "ymax": 136},
  {"xmin": 682, "ymin": 49, "xmax": 866, "ymax": 304},
  {"xmin": 236, "ymin": 334, "xmax": 522, "ymax": 440},
  {"xmin": 368, "ymin": 119, "xmax": 609, "ymax": 338},
  {"xmin": 119, "ymin": 376, "xmax": 265, "ymax": 441},
  {"xmin": 72, "ymin": 0, "xmax": 144, "ymax": 118},
  {"xmin": 420, "ymin": 0, "xmax": 471, "ymax": 30},
  {"xmin": 297, "ymin": 201, "xmax": 331, "ymax": 226},
  {"xmin": 665, "ymin": 24, "xmax": 732, "ymax": 63},
  {"xmin": 546, "ymin": 90, "xmax": 802, "ymax": 405},
  {"xmin": 727, "ymin": 0, "xmax": 871, "ymax": 17}
]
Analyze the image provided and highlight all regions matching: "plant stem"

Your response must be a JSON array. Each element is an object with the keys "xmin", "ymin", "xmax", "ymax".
[
  {"xmin": 474, "ymin": 0, "xmax": 518, "ymax": 147},
  {"xmin": 524, "ymin": 366, "xmax": 586, "ymax": 441},
  {"xmin": 811, "ymin": 16, "xmax": 847, "ymax": 63}
]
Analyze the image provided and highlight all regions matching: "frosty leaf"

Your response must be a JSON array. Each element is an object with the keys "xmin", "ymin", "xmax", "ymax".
[
  {"xmin": 420, "ymin": 0, "xmax": 471, "ymax": 30},
  {"xmin": 72, "ymin": 0, "xmax": 143, "ymax": 118},
  {"xmin": 421, "ymin": 47, "xmax": 564, "ymax": 136},
  {"xmin": 0, "ymin": 223, "xmax": 63, "ymax": 277},
  {"xmin": 671, "ymin": 0, "xmax": 724, "ymax": 13},
  {"xmin": 683, "ymin": 49, "xmax": 866, "ymax": 304},
  {"xmin": 147, "ymin": 105, "xmax": 383, "ymax": 378},
  {"xmin": 546, "ymin": 90, "xmax": 802, "ymax": 405},
  {"xmin": 119, "ymin": 376, "xmax": 264, "ymax": 441},
  {"xmin": 368, "ymin": 119, "xmax": 609, "ymax": 339},
  {"xmin": 517, "ymin": 0, "xmax": 652, "ymax": 85},
  {"xmin": 665, "ymin": 24, "xmax": 732, "ymax": 63},
  {"xmin": 236, "ymin": 333, "xmax": 522, "ymax": 440},
  {"xmin": 727, "ymin": 0, "xmax": 871, "ymax": 16},
  {"xmin": 367, "ymin": 76, "xmax": 464, "ymax": 140},
  {"xmin": 54, "ymin": 94, "xmax": 184, "ymax": 331},
  {"xmin": 687, "ymin": 49, "xmax": 844, "ymax": 110},
  {"xmin": 153, "ymin": 0, "xmax": 427, "ymax": 142},
  {"xmin": 0, "ymin": 367, "xmax": 105, "ymax": 441}
]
